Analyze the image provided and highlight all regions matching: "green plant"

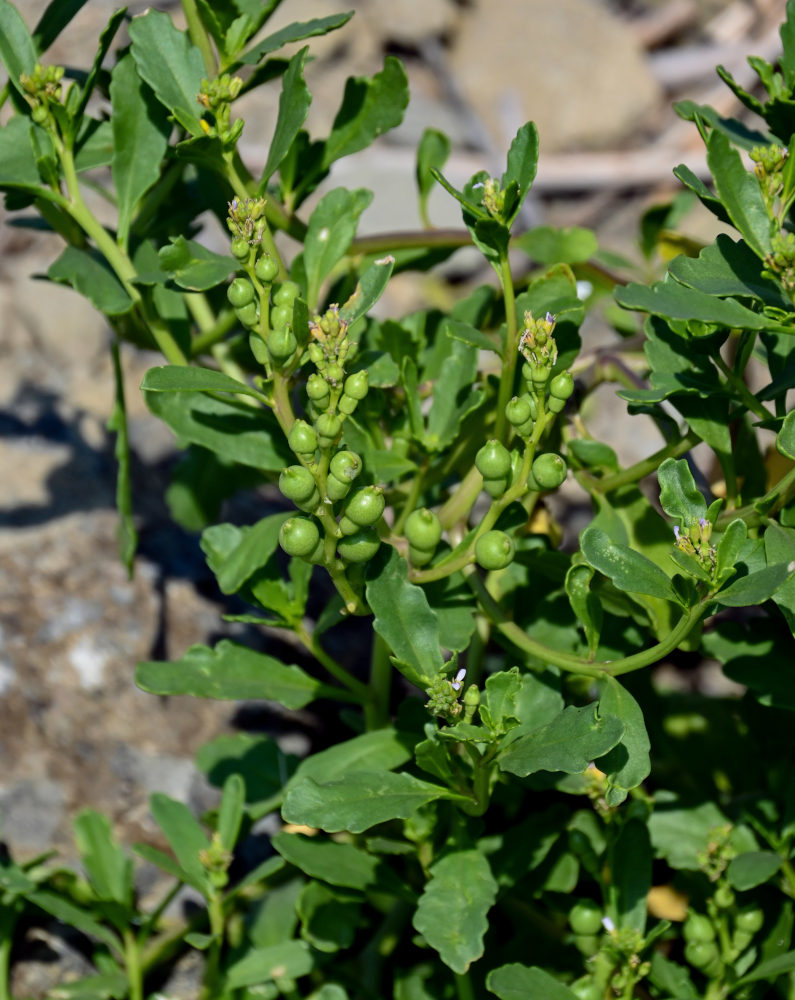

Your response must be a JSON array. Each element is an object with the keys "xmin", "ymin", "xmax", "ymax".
[{"xmin": 2, "ymin": 2, "xmax": 795, "ymax": 999}]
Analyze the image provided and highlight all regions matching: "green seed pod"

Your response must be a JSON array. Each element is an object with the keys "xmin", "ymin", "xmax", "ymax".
[
  {"xmin": 303, "ymin": 534, "xmax": 326, "ymax": 564},
  {"xmin": 550, "ymin": 371, "xmax": 575, "ymax": 401},
  {"xmin": 338, "ymin": 514, "xmax": 358, "ymax": 536},
  {"xmin": 531, "ymin": 366, "xmax": 550, "ymax": 387},
  {"xmin": 338, "ymin": 393, "xmax": 358, "ymax": 416},
  {"xmin": 295, "ymin": 487, "xmax": 321, "ymax": 512},
  {"xmin": 329, "ymin": 450, "xmax": 362, "ymax": 485},
  {"xmin": 344, "ymin": 370, "xmax": 369, "ymax": 401},
  {"xmin": 267, "ymin": 326, "xmax": 297, "ymax": 362},
  {"xmin": 569, "ymin": 901, "xmax": 603, "ymax": 936},
  {"xmin": 228, "ymin": 277, "xmax": 255, "ymax": 308},
  {"xmin": 231, "ymin": 237, "xmax": 251, "ymax": 260},
  {"xmin": 326, "ymin": 473, "xmax": 352, "ymax": 502},
  {"xmin": 409, "ymin": 544, "xmax": 435, "ymax": 566},
  {"xmin": 315, "ymin": 412, "xmax": 342, "ymax": 448},
  {"xmin": 308, "ymin": 343, "xmax": 325, "ymax": 366},
  {"xmin": 235, "ymin": 302, "xmax": 258, "ymax": 329},
  {"xmin": 483, "ymin": 476, "xmax": 509, "ymax": 499},
  {"xmin": 547, "ymin": 394, "xmax": 567, "ymax": 414},
  {"xmin": 279, "ymin": 517, "xmax": 320, "ymax": 558},
  {"xmin": 274, "ymin": 280, "xmax": 300, "ymax": 306},
  {"xmin": 288, "ymin": 420, "xmax": 317, "ymax": 458},
  {"xmin": 325, "ymin": 363, "xmax": 344, "ymax": 386},
  {"xmin": 573, "ymin": 935, "xmax": 600, "ymax": 958},
  {"xmin": 344, "ymin": 486, "xmax": 385, "ymax": 528},
  {"xmin": 570, "ymin": 978, "xmax": 602, "ymax": 1000},
  {"xmin": 683, "ymin": 913, "xmax": 715, "ymax": 944},
  {"xmin": 31, "ymin": 104, "xmax": 49, "ymax": 125},
  {"xmin": 405, "ymin": 508, "xmax": 442, "ymax": 551},
  {"xmin": 255, "ymin": 253, "xmax": 279, "ymax": 283},
  {"xmin": 714, "ymin": 884, "xmax": 735, "ymax": 909},
  {"xmin": 505, "ymin": 395, "xmax": 533, "ymax": 428},
  {"xmin": 475, "ymin": 440, "xmax": 512, "ymax": 480},
  {"xmin": 279, "ymin": 465, "xmax": 316, "ymax": 504},
  {"xmin": 684, "ymin": 940, "xmax": 720, "ymax": 971},
  {"xmin": 270, "ymin": 304, "xmax": 292, "ymax": 330},
  {"xmin": 306, "ymin": 373, "xmax": 330, "ymax": 404},
  {"xmin": 337, "ymin": 528, "xmax": 380, "ymax": 563},
  {"xmin": 474, "ymin": 530, "xmax": 515, "ymax": 571},
  {"xmin": 735, "ymin": 906, "xmax": 764, "ymax": 935},
  {"xmin": 531, "ymin": 453, "xmax": 567, "ymax": 490}
]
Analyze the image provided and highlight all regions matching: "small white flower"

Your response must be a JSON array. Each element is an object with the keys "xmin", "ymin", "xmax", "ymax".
[{"xmin": 451, "ymin": 667, "xmax": 467, "ymax": 691}]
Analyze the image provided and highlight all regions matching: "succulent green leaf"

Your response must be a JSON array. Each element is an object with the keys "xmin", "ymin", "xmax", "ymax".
[
  {"xmin": 141, "ymin": 364, "xmax": 262, "ymax": 399},
  {"xmin": 261, "ymin": 46, "xmax": 312, "ymax": 182},
  {"xmin": 271, "ymin": 832, "xmax": 408, "ymax": 896},
  {"xmin": 322, "ymin": 57, "xmax": 409, "ymax": 169},
  {"xmin": 612, "ymin": 819, "xmax": 652, "ymax": 935},
  {"xmin": 706, "ymin": 129, "xmax": 772, "ymax": 259},
  {"xmin": 782, "ymin": 1, "xmax": 795, "ymax": 89},
  {"xmin": 48, "ymin": 246, "xmax": 134, "ymax": 315},
  {"xmin": 136, "ymin": 640, "xmax": 325, "ymax": 708},
  {"xmin": 764, "ymin": 523, "xmax": 795, "ymax": 634},
  {"xmin": 501, "ymin": 121, "xmax": 539, "ymax": 225},
  {"xmin": 515, "ymin": 225, "xmax": 598, "ymax": 265},
  {"xmin": 26, "ymin": 890, "xmax": 122, "ymax": 954},
  {"xmin": 288, "ymin": 729, "xmax": 414, "ymax": 787},
  {"xmin": 778, "ymin": 410, "xmax": 795, "ymax": 460},
  {"xmin": 597, "ymin": 677, "xmax": 651, "ymax": 806},
  {"xmin": 669, "ymin": 234, "xmax": 788, "ymax": 307},
  {"xmin": 366, "ymin": 547, "xmax": 444, "ymax": 687},
  {"xmin": 303, "ymin": 187, "xmax": 373, "ymax": 308},
  {"xmin": 648, "ymin": 796, "xmax": 730, "ymax": 870},
  {"xmin": 0, "ymin": 116, "xmax": 50, "ymax": 192},
  {"xmin": 143, "ymin": 390, "xmax": 291, "ymax": 470},
  {"xmin": 283, "ymin": 771, "xmax": 463, "ymax": 834},
  {"xmin": 727, "ymin": 851, "xmax": 782, "ymax": 890},
  {"xmin": 565, "ymin": 563, "xmax": 602, "ymax": 655},
  {"xmin": 73, "ymin": 810, "xmax": 133, "ymax": 909},
  {"xmin": 715, "ymin": 518, "xmax": 747, "ymax": 584},
  {"xmin": 238, "ymin": 11, "xmax": 354, "ymax": 65},
  {"xmin": 217, "ymin": 774, "xmax": 245, "ymax": 854},
  {"xmin": 487, "ymin": 964, "xmax": 578, "ymax": 1000},
  {"xmin": 149, "ymin": 792, "xmax": 210, "ymax": 892},
  {"xmin": 673, "ymin": 163, "xmax": 732, "ymax": 225},
  {"xmin": 581, "ymin": 526, "xmax": 678, "ymax": 603},
  {"xmin": 445, "ymin": 318, "xmax": 501, "ymax": 355},
  {"xmin": 74, "ymin": 7, "xmax": 126, "ymax": 123},
  {"xmin": 735, "ymin": 950, "xmax": 795, "ymax": 987},
  {"xmin": 200, "ymin": 512, "xmax": 290, "ymax": 594},
  {"xmin": 498, "ymin": 704, "xmax": 624, "ymax": 777},
  {"xmin": 479, "ymin": 667, "xmax": 523, "ymax": 736},
  {"xmin": 339, "ymin": 255, "xmax": 395, "ymax": 325},
  {"xmin": 32, "ymin": 0, "xmax": 88, "ymax": 53},
  {"xmin": 224, "ymin": 941, "xmax": 315, "ymax": 990},
  {"xmin": 157, "ymin": 236, "xmax": 234, "ymax": 291},
  {"xmin": 416, "ymin": 127, "xmax": 451, "ymax": 222},
  {"xmin": 413, "ymin": 851, "xmax": 497, "ymax": 974},
  {"xmin": 0, "ymin": 0, "xmax": 37, "ymax": 97},
  {"xmin": 107, "ymin": 343, "xmax": 137, "ymax": 575},
  {"xmin": 713, "ymin": 561, "xmax": 795, "ymax": 607},
  {"xmin": 297, "ymin": 881, "xmax": 361, "ymax": 953},
  {"xmin": 128, "ymin": 9, "xmax": 206, "ymax": 135},
  {"xmin": 616, "ymin": 276, "xmax": 776, "ymax": 329},
  {"xmin": 110, "ymin": 54, "xmax": 170, "ymax": 247},
  {"xmin": 658, "ymin": 458, "xmax": 708, "ymax": 524}
]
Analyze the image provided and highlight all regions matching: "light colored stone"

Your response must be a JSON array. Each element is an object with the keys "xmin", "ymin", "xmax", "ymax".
[
  {"xmin": 361, "ymin": 0, "xmax": 458, "ymax": 45},
  {"xmin": 447, "ymin": 0, "xmax": 662, "ymax": 152}
]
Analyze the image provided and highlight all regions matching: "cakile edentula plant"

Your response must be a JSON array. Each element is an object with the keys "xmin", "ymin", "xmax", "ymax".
[{"xmin": 2, "ymin": 1, "xmax": 795, "ymax": 999}]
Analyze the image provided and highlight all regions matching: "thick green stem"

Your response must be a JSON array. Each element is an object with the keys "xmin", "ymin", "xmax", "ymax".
[
  {"xmin": 494, "ymin": 252, "xmax": 519, "ymax": 441},
  {"xmin": 579, "ymin": 430, "xmax": 700, "ymax": 495},
  {"xmin": 200, "ymin": 892, "xmax": 225, "ymax": 999},
  {"xmin": 181, "ymin": 0, "xmax": 217, "ymax": 75},
  {"xmin": 365, "ymin": 633, "xmax": 392, "ymax": 730},
  {"xmin": 190, "ymin": 310, "xmax": 238, "ymax": 356},
  {"xmin": 466, "ymin": 567, "xmax": 706, "ymax": 677},
  {"xmin": 454, "ymin": 971, "xmax": 476, "ymax": 1000},
  {"xmin": 123, "ymin": 927, "xmax": 144, "ymax": 1000}
]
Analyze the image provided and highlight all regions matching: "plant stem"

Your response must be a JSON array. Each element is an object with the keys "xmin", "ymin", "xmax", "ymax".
[
  {"xmin": 365, "ymin": 633, "xmax": 392, "ymax": 730},
  {"xmin": 123, "ymin": 927, "xmax": 144, "ymax": 1000},
  {"xmin": 579, "ymin": 430, "xmax": 700, "ymax": 495},
  {"xmin": 714, "ymin": 354, "xmax": 770, "ymax": 421},
  {"xmin": 190, "ymin": 310, "xmax": 239, "ymax": 356},
  {"xmin": 454, "ymin": 971, "xmax": 476, "ymax": 1000},
  {"xmin": 465, "ymin": 567, "xmax": 706, "ymax": 677},
  {"xmin": 494, "ymin": 252, "xmax": 519, "ymax": 441},
  {"xmin": 295, "ymin": 622, "xmax": 370, "ymax": 700},
  {"xmin": 181, "ymin": 0, "xmax": 217, "ymax": 76}
]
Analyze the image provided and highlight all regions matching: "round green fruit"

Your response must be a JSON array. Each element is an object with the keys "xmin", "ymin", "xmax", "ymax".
[
  {"xmin": 227, "ymin": 277, "xmax": 255, "ymax": 308},
  {"xmin": 344, "ymin": 371, "xmax": 369, "ymax": 400},
  {"xmin": 573, "ymin": 934, "xmax": 600, "ymax": 957},
  {"xmin": 267, "ymin": 326, "xmax": 297, "ymax": 362},
  {"xmin": 550, "ymin": 371, "xmax": 575, "ymax": 401},
  {"xmin": 569, "ymin": 900, "xmax": 603, "ymax": 936},
  {"xmin": 326, "ymin": 473, "xmax": 352, "ymax": 502},
  {"xmin": 714, "ymin": 884, "xmax": 735, "ymax": 910},
  {"xmin": 337, "ymin": 529, "xmax": 380, "ymax": 563},
  {"xmin": 474, "ymin": 530, "xmax": 515, "ymax": 571},
  {"xmin": 345, "ymin": 486, "xmax": 385, "ymax": 528},
  {"xmin": 273, "ymin": 280, "xmax": 300, "ymax": 306},
  {"xmin": 231, "ymin": 237, "xmax": 250, "ymax": 260},
  {"xmin": 684, "ymin": 940, "xmax": 720, "ymax": 971},
  {"xmin": 570, "ymin": 979, "xmax": 602, "ymax": 1000},
  {"xmin": 235, "ymin": 302, "xmax": 258, "ymax": 329},
  {"xmin": 683, "ymin": 913, "xmax": 715, "ymax": 944},
  {"xmin": 505, "ymin": 396, "xmax": 533, "ymax": 428},
  {"xmin": 270, "ymin": 304, "xmax": 292, "ymax": 330},
  {"xmin": 329, "ymin": 450, "xmax": 362, "ymax": 485},
  {"xmin": 476, "ymin": 440, "xmax": 511, "ymax": 480},
  {"xmin": 255, "ymin": 253, "xmax": 279, "ymax": 283},
  {"xmin": 279, "ymin": 465, "xmax": 316, "ymax": 504},
  {"xmin": 735, "ymin": 906, "xmax": 764, "ymax": 934},
  {"xmin": 315, "ymin": 412, "xmax": 342, "ymax": 446},
  {"xmin": 405, "ymin": 508, "xmax": 442, "ymax": 551},
  {"xmin": 288, "ymin": 420, "xmax": 317, "ymax": 457},
  {"xmin": 482, "ymin": 476, "xmax": 509, "ymax": 499},
  {"xmin": 306, "ymin": 373, "xmax": 330, "ymax": 403},
  {"xmin": 338, "ymin": 394, "xmax": 358, "ymax": 415},
  {"xmin": 325, "ymin": 363, "xmax": 344, "ymax": 386},
  {"xmin": 532, "ymin": 453, "xmax": 567, "ymax": 490},
  {"xmin": 409, "ymin": 545, "xmax": 435, "ymax": 566},
  {"xmin": 279, "ymin": 517, "xmax": 320, "ymax": 558}
]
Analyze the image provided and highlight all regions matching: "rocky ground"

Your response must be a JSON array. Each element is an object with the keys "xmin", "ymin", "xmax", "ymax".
[{"xmin": 0, "ymin": 0, "xmax": 782, "ymax": 991}]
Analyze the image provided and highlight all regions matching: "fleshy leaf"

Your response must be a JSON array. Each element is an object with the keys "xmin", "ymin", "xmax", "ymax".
[
  {"xmin": 487, "ymin": 964, "xmax": 578, "ymax": 1000},
  {"xmin": 302, "ymin": 186, "xmax": 373, "ymax": 308},
  {"xmin": 581, "ymin": 526, "xmax": 678, "ymax": 603},
  {"xmin": 727, "ymin": 851, "xmax": 782, "ymax": 890},
  {"xmin": 597, "ymin": 677, "xmax": 651, "ymax": 805},
  {"xmin": 261, "ymin": 46, "xmax": 312, "ymax": 183},
  {"xmin": 141, "ymin": 364, "xmax": 263, "ymax": 399},
  {"xmin": 658, "ymin": 458, "xmax": 708, "ymax": 525},
  {"xmin": 413, "ymin": 851, "xmax": 497, "ymax": 974},
  {"xmin": 498, "ymin": 704, "xmax": 624, "ymax": 777},
  {"xmin": 706, "ymin": 128, "xmax": 772, "ymax": 260},
  {"xmin": 48, "ymin": 246, "xmax": 135, "ymax": 315}
]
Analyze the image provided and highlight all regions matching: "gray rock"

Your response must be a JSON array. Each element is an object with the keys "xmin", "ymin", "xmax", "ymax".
[{"xmin": 447, "ymin": 0, "xmax": 662, "ymax": 152}]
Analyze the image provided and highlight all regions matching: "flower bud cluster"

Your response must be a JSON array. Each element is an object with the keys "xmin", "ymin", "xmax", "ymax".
[
  {"xmin": 764, "ymin": 231, "xmax": 795, "ymax": 291},
  {"xmin": 479, "ymin": 177, "xmax": 506, "ymax": 219},
  {"xmin": 20, "ymin": 64, "xmax": 65, "ymax": 124},
  {"xmin": 227, "ymin": 197, "xmax": 268, "ymax": 246},
  {"xmin": 750, "ymin": 143, "xmax": 788, "ymax": 203},
  {"xmin": 198, "ymin": 74, "xmax": 243, "ymax": 145},
  {"xmin": 425, "ymin": 668, "xmax": 467, "ymax": 722},
  {"xmin": 519, "ymin": 310, "xmax": 558, "ymax": 386},
  {"xmin": 674, "ymin": 517, "xmax": 716, "ymax": 575}
]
